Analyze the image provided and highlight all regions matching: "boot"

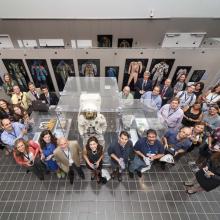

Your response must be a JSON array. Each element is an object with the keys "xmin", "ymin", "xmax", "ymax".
[{"xmin": 77, "ymin": 167, "xmax": 85, "ymax": 179}]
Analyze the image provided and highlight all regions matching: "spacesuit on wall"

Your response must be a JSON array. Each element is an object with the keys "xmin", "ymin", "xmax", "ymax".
[
  {"xmin": 152, "ymin": 61, "xmax": 169, "ymax": 86},
  {"xmin": 78, "ymin": 94, "xmax": 107, "ymax": 146}
]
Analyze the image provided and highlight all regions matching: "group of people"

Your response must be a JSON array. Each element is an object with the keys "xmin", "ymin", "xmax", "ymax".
[
  {"xmin": 119, "ymin": 70, "xmax": 220, "ymax": 194},
  {"xmin": 0, "ymin": 71, "xmax": 220, "ymax": 195}
]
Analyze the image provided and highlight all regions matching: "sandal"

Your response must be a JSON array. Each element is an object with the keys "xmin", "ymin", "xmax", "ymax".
[{"xmin": 186, "ymin": 189, "xmax": 197, "ymax": 195}]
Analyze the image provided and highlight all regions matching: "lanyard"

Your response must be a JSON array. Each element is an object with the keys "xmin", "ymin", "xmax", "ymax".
[
  {"xmin": 8, "ymin": 128, "xmax": 17, "ymax": 138},
  {"xmin": 210, "ymin": 94, "xmax": 218, "ymax": 102},
  {"xmin": 23, "ymin": 152, "xmax": 31, "ymax": 161},
  {"xmin": 62, "ymin": 147, "xmax": 70, "ymax": 160},
  {"xmin": 167, "ymin": 107, "xmax": 179, "ymax": 117}
]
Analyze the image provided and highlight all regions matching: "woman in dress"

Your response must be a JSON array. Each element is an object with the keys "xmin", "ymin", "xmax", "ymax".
[{"xmin": 39, "ymin": 130, "xmax": 62, "ymax": 178}]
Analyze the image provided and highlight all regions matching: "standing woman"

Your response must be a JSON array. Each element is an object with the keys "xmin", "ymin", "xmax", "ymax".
[
  {"xmin": 173, "ymin": 74, "xmax": 187, "ymax": 95},
  {"xmin": 0, "ymin": 99, "xmax": 15, "ymax": 121},
  {"xmin": 83, "ymin": 136, "xmax": 104, "ymax": 183},
  {"xmin": 2, "ymin": 73, "xmax": 17, "ymax": 96},
  {"xmin": 13, "ymin": 138, "xmax": 46, "ymax": 180},
  {"xmin": 182, "ymin": 102, "xmax": 203, "ymax": 127},
  {"xmin": 39, "ymin": 130, "xmax": 62, "ymax": 178}
]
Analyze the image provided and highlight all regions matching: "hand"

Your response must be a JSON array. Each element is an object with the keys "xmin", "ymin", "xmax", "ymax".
[
  {"xmin": 164, "ymin": 144, "xmax": 169, "ymax": 149},
  {"xmin": 41, "ymin": 154, "xmax": 45, "ymax": 160},
  {"xmin": 95, "ymin": 160, "xmax": 100, "ymax": 168},
  {"xmin": 88, "ymin": 161, "xmax": 94, "ymax": 169},
  {"xmin": 45, "ymin": 154, "xmax": 54, "ymax": 161}
]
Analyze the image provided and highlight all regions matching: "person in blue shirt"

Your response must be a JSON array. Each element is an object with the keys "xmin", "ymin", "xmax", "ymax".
[
  {"xmin": 39, "ymin": 130, "xmax": 62, "ymax": 178},
  {"xmin": 140, "ymin": 86, "xmax": 162, "ymax": 110},
  {"xmin": 162, "ymin": 127, "xmax": 192, "ymax": 156},
  {"xmin": 1, "ymin": 118, "xmax": 28, "ymax": 154},
  {"xmin": 108, "ymin": 131, "xmax": 134, "ymax": 181},
  {"xmin": 129, "ymin": 129, "xmax": 164, "ymax": 177}
]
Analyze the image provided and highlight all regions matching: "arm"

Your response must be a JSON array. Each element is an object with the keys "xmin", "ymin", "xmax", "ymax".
[
  {"xmin": 161, "ymin": 136, "xmax": 169, "ymax": 148},
  {"xmin": 134, "ymin": 150, "xmax": 145, "ymax": 159},
  {"xmin": 82, "ymin": 147, "xmax": 94, "ymax": 168}
]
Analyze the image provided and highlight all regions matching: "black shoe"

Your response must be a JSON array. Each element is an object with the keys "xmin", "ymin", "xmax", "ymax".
[
  {"xmin": 111, "ymin": 170, "xmax": 117, "ymax": 179},
  {"xmin": 118, "ymin": 173, "xmax": 122, "ymax": 182},
  {"xmin": 128, "ymin": 172, "xmax": 134, "ymax": 179},
  {"xmin": 70, "ymin": 178, "xmax": 74, "ymax": 185},
  {"xmin": 79, "ymin": 172, "xmax": 85, "ymax": 180},
  {"xmin": 136, "ymin": 170, "xmax": 142, "ymax": 178}
]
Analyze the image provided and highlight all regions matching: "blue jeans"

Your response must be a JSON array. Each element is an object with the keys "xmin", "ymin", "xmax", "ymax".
[{"xmin": 129, "ymin": 156, "xmax": 147, "ymax": 173}]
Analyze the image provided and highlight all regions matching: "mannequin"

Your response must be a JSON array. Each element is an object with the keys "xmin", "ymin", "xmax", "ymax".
[
  {"xmin": 152, "ymin": 61, "xmax": 169, "ymax": 86},
  {"xmin": 81, "ymin": 62, "xmax": 97, "ymax": 77},
  {"xmin": 127, "ymin": 61, "xmax": 143, "ymax": 86}
]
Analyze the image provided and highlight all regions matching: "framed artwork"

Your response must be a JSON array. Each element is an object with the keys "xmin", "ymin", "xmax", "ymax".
[
  {"xmin": 97, "ymin": 35, "xmax": 112, "ymax": 47},
  {"xmin": 2, "ymin": 59, "xmax": 30, "ymax": 91},
  {"xmin": 26, "ymin": 59, "xmax": 55, "ymax": 91},
  {"xmin": 171, "ymin": 66, "xmax": 192, "ymax": 86},
  {"xmin": 78, "ymin": 59, "xmax": 100, "ymax": 77},
  {"xmin": 189, "ymin": 70, "xmax": 206, "ymax": 82},
  {"xmin": 51, "ymin": 59, "xmax": 75, "ymax": 91},
  {"xmin": 122, "ymin": 59, "xmax": 148, "ymax": 90},
  {"xmin": 118, "ymin": 38, "xmax": 133, "ymax": 48},
  {"xmin": 105, "ymin": 66, "xmax": 119, "ymax": 82},
  {"xmin": 149, "ymin": 59, "xmax": 175, "ymax": 86}
]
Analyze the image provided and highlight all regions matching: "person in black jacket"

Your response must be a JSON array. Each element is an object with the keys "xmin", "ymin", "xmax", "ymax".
[
  {"xmin": 160, "ymin": 79, "xmax": 174, "ymax": 106},
  {"xmin": 184, "ymin": 152, "xmax": 220, "ymax": 194},
  {"xmin": 134, "ymin": 71, "xmax": 152, "ymax": 99},
  {"xmin": 40, "ymin": 85, "xmax": 59, "ymax": 106}
]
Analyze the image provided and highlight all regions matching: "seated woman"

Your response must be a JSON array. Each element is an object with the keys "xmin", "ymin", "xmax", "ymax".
[
  {"xmin": 184, "ymin": 152, "xmax": 220, "ymax": 194},
  {"xmin": 193, "ymin": 82, "xmax": 204, "ymax": 100},
  {"xmin": 0, "ymin": 99, "xmax": 15, "ymax": 121},
  {"xmin": 83, "ymin": 136, "xmax": 104, "ymax": 183},
  {"xmin": 13, "ymin": 138, "xmax": 46, "ymax": 180},
  {"xmin": 2, "ymin": 73, "xmax": 17, "ymax": 97},
  {"xmin": 182, "ymin": 102, "xmax": 203, "ymax": 127},
  {"xmin": 39, "ymin": 130, "xmax": 62, "ymax": 178}
]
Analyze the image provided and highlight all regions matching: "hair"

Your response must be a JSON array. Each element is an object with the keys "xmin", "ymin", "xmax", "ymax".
[
  {"xmin": 170, "ymin": 97, "xmax": 180, "ymax": 104},
  {"xmin": 14, "ymin": 138, "xmax": 29, "ymax": 158},
  {"xmin": 39, "ymin": 130, "xmax": 57, "ymax": 150},
  {"xmin": 41, "ymin": 85, "xmax": 48, "ymax": 90},
  {"xmin": 119, "ymin": 131, "xmax": 130, "ymax": 139},
  {"xmin": 192, "ymin": 101, "xmax": 202, "ymax": 107},
  {"xmin": 144, "ymin": 71, "xmax": 150, "ymax": 75},
  {"xmin": 0, "ymin": 117, "xmax": 11, "ymax": 126},
  {"xmin": 211, "ymin": 84, "xmax": 220, "ymax": 94},
  {"xmin": 153, "ymin": 86, "xmax": 161, "ymax": 92},
  {"xmin": 85, "ymin": 136, "xmax": 103, "ymax": 156},
  {"xmin": 146, "ymin": 129, "xmax": 157, "ymax": 137},
  {"xmin": 28, "ymin": 82, "xmax": 35, "ymax": 87},
  {"xmin": 194, "ymin": 82, "xmax": 204, "ymax": 92},
  {"xmin": 0, "ymin": 99, "xmax": 13, "ymax": 112},
  {"xmin": 209, "ymin": 105, "xmax": 219, "ymax": 112},
  {"xmin": 3, "ymin": 73, "xmax": 12, "ymax": 82},
  {"xmin": 194, "ymin": 121, "xmax": 206, "ymax": 127},
  {"xmin": 12, "ymin": 104, "xmax": 26, "ymax": 123},
  {"xmin": 210, "ymin": 152, "xmax": 220, "ymax": 167}
]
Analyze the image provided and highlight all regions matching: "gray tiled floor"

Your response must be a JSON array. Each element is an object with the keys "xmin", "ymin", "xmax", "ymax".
[{"xmin": 0, "ymin": 151, "xmax": 220, "ymax": 220}]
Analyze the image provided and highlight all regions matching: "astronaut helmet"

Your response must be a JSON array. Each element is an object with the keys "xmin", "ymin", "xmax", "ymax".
[{"xmin": 82, "ymin": 103, "xmax": 98, "ymax": 120}]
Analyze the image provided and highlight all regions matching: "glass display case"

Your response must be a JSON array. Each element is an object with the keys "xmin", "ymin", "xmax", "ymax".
[{"xmin": 54, "ymin": 77, "xmax": 167, "ymax": 145}]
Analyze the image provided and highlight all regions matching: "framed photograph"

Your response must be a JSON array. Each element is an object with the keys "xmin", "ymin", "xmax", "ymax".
[
  {"xmin": 105, "ymin": 66, "xmax": 119, "ymax": 82},
  {"xmin": 97, "ymin": 35, "xmax": 112, "ymax": 47},
  {"xmin": 172, "ymin": 66, "xmax": 192, "ymax": 86},
  {"xmin": 78, "ymin": 59, "xmax": 100, "ymax": 77},
  {"xmin": 149, "ymin": 59, "xmax": 175, "ymax": 86},
  {"xmin": 122, "ymin": 59, "xmax": 148, "ymax": 90},
  {"xmin": 118, "ymin": 38, "xmax": 133, "ymax": 48},
  {"xmin": 51, "ymin": 59, "xmax": 75, "ymax": 91},
  {"xmin": 26, "ymin": 59, "xmax": 55, "ymax": 91},
  {"xmin": 189, "ymin": 70, "xmax": 206, "ymax": 82},
  {"xmin": 2, "ymin": 59, "xmax": 30, "ymax": 91}
]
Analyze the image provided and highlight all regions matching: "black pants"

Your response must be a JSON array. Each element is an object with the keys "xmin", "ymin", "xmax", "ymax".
[
  {"xmin": 31, "ymin": 157, "xmax": 47, "ymax": 180},
  {"xmin": 68, "ymin": 164, "xmax": 84, "ymax": 184}
]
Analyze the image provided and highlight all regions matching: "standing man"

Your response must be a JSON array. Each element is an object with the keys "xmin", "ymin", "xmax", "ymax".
[
  {"xmin": 27, "ymin": 82, "xmax": 41, "ymax": 102},
  {"xmin": 53, "ymin": 137, "xmax": 85, "ymax": 184},
  {"xmin": 129, "ymin": 129, "xmax": 164, "ymax": 177},
  {"xmin": 108, "ymin": 131, "xmax": 134, "ymax": 181},
  {"xmin": 176, "ymin": 85, "xmax": 196, "ymax": 109},
  {"xmin": 158, "ymin": 97, "xmax": 183, "ymax": 130},
  {"xmin": 134, "ymin": 71, "xmax": 152, "ymax": 99},
  {"xmin": 160, "ymin": 78, "xmax": 174, "ymax": 106},
  {"xmin": 40, "ymin": 85, "xmax": 59, "ymax": 106}
]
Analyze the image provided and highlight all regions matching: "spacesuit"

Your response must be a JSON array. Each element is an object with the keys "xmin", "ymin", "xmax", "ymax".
[
  {"xmin": 152, "ymin": 62, "xmax": 169, "ymax": 86},
  {"xmin": 81, "ymin": 63, "xmax": 97, "ymax": 77},
  {"xmin": 78, "ymin": 105, "xmax": 107, "ymax": 146}
]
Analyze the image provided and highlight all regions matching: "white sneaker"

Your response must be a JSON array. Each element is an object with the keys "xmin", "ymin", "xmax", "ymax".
[
  {"xmin": 61, "ymin": 171, "xmax": 66, "ymax": 178},
  {"xmin": 56, "ymin": 172, "xmax": 62, "ymax": 179},
  {"xmin": 141, "ymin": 166, "xmax": 151, "ymax": 173}
]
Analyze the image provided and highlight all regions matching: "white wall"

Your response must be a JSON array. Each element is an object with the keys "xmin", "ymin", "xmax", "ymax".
[
  {"xmin": 0, "ymin": 48, "xmax": 220, "ymax": 94},
  {"xmin": 0, "ymin": 0, "xmax": 220, "ymax": 19}
]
